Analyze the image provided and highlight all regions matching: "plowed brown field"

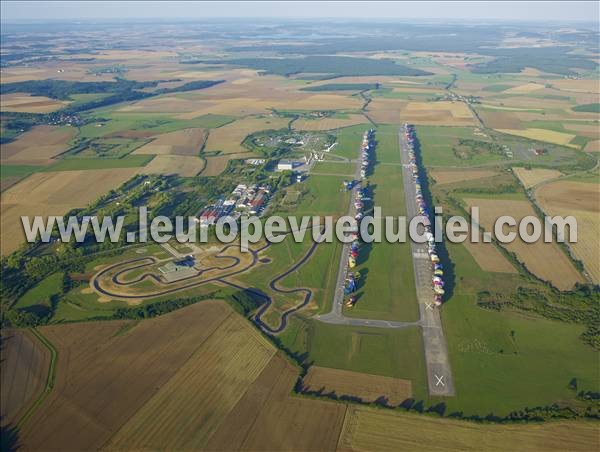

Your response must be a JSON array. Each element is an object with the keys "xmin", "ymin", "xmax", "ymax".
[
  {"xmin": 19, "ymin": 301, "xmax": 231, "ymax": 450},
  {"xmin": 0, "ymin": 329, "xmax": 50, "ymax": 428}
]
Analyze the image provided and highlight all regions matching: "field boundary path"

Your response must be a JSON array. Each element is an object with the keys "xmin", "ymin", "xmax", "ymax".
[{"xmin": 398, "ymin": 127, "xmax": 455, "ymax": 397}]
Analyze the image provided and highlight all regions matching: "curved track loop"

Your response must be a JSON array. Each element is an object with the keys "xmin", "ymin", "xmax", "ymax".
[
  {"xmin": 92, "ymin": 243, "xmax": 257, "ymax": 300},
  {"xmin": 91, "ymin": 236, "xmax": 324, "ymax": 334}
]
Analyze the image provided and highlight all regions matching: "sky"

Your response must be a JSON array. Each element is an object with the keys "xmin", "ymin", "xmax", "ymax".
[{"xmin": 2, "ymin": 1, "xmax": 599, "ymax": 23}]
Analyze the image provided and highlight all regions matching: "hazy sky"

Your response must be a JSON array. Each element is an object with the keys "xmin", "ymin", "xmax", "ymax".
[{"xmin": 2, "ymin": 1, "xmax": 599, "ymax": 23}]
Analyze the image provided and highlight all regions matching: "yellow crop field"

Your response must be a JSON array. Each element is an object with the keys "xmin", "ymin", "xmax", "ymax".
[
  {"xmin": 496, "ymin": 128, "xmax": 577, "ymax": 147},
  {"xmin": 1, "ymin": 168, "xmax": 139, "ymax": 255},
  {"xmin": 107, "ymin": 314, "xmax": 276, "ymax": 450},
  {"xmin": 339, "ymin": 406, "xmax": 600, "ymax": 451},
  {"xmin": 140, "ymin": 155, "xmax": 205, "ymax": 176},
  {"xmin": 479, "ymin": 104, "xmax": 542, "ymax": 112},
  {"xmin": 503, "ymin": 82, "xmax": 544, "ymax": 94},
  {"xmin": 462, "ymin": 240, "xmax": 517, "ymax": 274},
  {"xmin": 303, "ymin": 366, "xmax": 412, "ymax": 405},
  {"xmin": 464, "ymin": 197, "xmax": 585, "ymax": 290},
  {"xmin": 293, "ymin": 114, "xmax": 369, "ymax": 131},
  {"xmin": 513, "ymin": 167, "xmax": 563, "ymax": 188},
  {"xmin": 536, "ymin": 180, "xmax": 600, "ymax": 283},
  {"xmin": 1, "ymin": 93, "xmax": 68, "ymax": 113},
  {"xmin": 204, "ymin": 116, "xmax": 288, "ymax": 154},
  {"xmin": 405, "ymin": 101, "xmax": 474, "ymax": 118},
  {"xmin": 399, "ymin": 101, "xmax": 476, "ymax": 125},
  {"xmin": 551, "ymin": 79, "xmax": 600, "ymax": 94}
]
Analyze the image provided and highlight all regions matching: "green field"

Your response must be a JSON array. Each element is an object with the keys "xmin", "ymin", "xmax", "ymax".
[
  {"xmin": 308, "ymin": 322, "xmax": 428, "ymax": 396},
  {"xmin": 572, "ymin": 103, "xmax": 600, "ymax": 113},
  {"xmin": 481, "ymin": 84, "xmax": 513, "ymax": 92},
  {"xmin": 436, "ymin": 242, "xmax": 599, "ymax": 416},
  {"xmin": 14, "ymin": 272, "xmax": 63, "ymax": 309},
  {"xmin": 311, "ymin": 161, "xmax": 355, "ymax": 176},
  {"xmin": 1, "ymin": 164, "xmax": 45, "ymax": 179},
  {"xmin": 78, "ymin": 111, "xmax": 234, "ymax": 139},
  {"xmin": 344, "ymin": 126, "xmax": 418, "ymax": 322},
  {"xmin": 292, "ymin": 174, "xmax": 350, "ymax": 216},
  {"xmin": 416, "ymin": 125, "xmax": 507, "ymax": 167},
  {"xmin": 43, "ymin": 154, "xmax": 154, "ymax": 171},
  {"xmin": 331, "ymin": 125, "xmax": 370, "ymax": 160},
  {"xmin": 68, "ymin": 137, "xmax": 150, "ymax": 159}
]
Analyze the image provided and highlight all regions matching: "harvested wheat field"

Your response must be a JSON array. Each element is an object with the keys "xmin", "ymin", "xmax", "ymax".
[
  {"xmin": 431, "ymin": 169, "xmax": 497, "ymax": 186},
  {"xmin": 400, "ymin": 101, "xmax": 476, "ymax": 126},
  {"xmin": 366, "ymin": 98, "xmax": 406, "ymax": 124},
  {"xmin": 294, "ymin": 114, "xmax": 369, "ymax": 131},
  {"xmin": 339, "ymin": 406, "xmax": 599, "ymax": 451},
  {"xmin": 536, "ymin": 180, "xmax": 600, "ymax": 283},
  {"xmin": 496, "ymin": 128, "xmax": 577, "ymax": 148},
  {"xmin": 1, "ymin": 125, "xmax": 75, "ymax": 165},
  {"xmin": 204, "ymin": 116, "xmax": 289, "ymax": 154},
  {"xmin": 1, "ymin": 93, "xmax": 68, "ymax": 113},
  {"xmin": 205, "ymin": 352, "xmax": 347, "ymax": 451},
  {"xmin": 303, "ymin": 366, "xmax": 412, "ymax": 405},
  {"xmin": 584, "ymin": 140, "xmax": 600, "ymax": 152},
  {"xmin": 462, "ymin": 239, "xmax": 517, "ymax": 274},
  {"xmin": 0, "ymin": 329, "xmax": 50, "ymax": 428},
  {"xmin": 513, "ymin": 167, "xmax": 563, "ymax": 188},
  {"xmin": 140, "ymin": 155, "xmax": 204, "ymax": 176},
  {"xmin": 503, "ymin": 83, "xmax": 545, "ymax": 94},
  {"xmin": 551, "ymin": 79, "xmax": 600, "ymax": 94},
  {"xmin": 477, "ymin": 110, "xmax": 522, "ymax": 129},
  {"xmin": 0, "ymin": 168, "xmax": 138, "ymax": 255},
  {"xmin": 108, "ymin": 313, "xmax": 276, "ymax": 450},
  {"xmin": 19, "ymin": 301, "xmax": 232, "ymax": 450},
  {"xmin": 133, "ymin": 128, "xmax": 207, "ymax": 156},
  {"xmin": 464, "ymin": 197, "xmax": 584, "ymax": 290}
]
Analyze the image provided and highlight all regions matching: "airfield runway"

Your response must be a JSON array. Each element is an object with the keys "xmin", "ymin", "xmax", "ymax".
[
  {"xmin": 398, "ymin": 127, "xmax": 455, "ymax": 397},
  {"xmin": 316, "ymin": 127, "xmax": 455, "ymax": 397}
]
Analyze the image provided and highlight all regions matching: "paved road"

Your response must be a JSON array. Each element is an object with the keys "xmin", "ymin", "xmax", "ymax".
[{"xmin": 398, "ymin": 127, "xmax": 455, "ymax": 397}]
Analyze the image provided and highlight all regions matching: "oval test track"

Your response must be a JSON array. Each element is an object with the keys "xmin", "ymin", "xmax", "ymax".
[{"xmin": 91, "ymin": 237, "xmax": 324, "ymax": 335}]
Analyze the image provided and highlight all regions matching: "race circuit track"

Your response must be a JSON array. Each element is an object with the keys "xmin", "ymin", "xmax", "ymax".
[{"xmin": 91, "ymin": 237, "xmax": 322, "ymax": 335}]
